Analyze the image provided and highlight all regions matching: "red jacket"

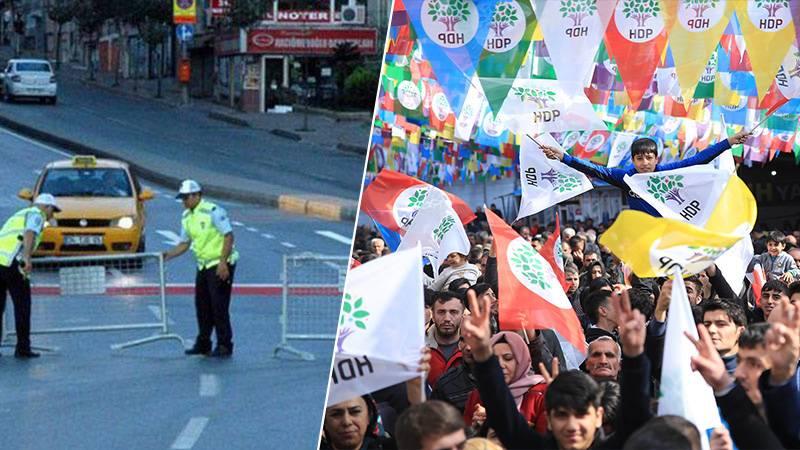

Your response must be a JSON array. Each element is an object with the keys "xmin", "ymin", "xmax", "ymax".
[
  {"xmin": 427, "ymin": 346, "xmax": 463, "ymax": 388},
  {"xmin": 463, "ymin": 383, "xmax": 548, "ymax": 434}
]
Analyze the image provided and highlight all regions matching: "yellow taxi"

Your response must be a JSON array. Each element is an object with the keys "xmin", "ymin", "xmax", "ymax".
[{"xmin": 18, "ymin": 155, "xmax": 154, "ymax": 256}]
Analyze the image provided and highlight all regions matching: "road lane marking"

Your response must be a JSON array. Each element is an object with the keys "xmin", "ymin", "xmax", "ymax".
[
  {"xmin": 0, "ymin": 128, "xmax": 72, "ymax": 157},
  {"xmin": 315, "ymin": 230, "xmax": 352, "ymax": 245},
  {"xmin": 261, "ymin": 233, "xmax": 275, "ymax": 239},
  {"xmin": 199, "ymin": 374, "xmax": 220, "ymax": 397},
  {"xmin": 171, "ymin": 417, "xmax": 209, "ymax": 450},
  {"xmin": 246, "ymin": 227, "xmax": 258, "ymax": 233},
  {"xmin": 147, "ymin": 305, "xmax": 175, "ymax": 325},
  {"xmin": 281, "ymin": 242, "xmax": 296, "ymax": 248},
  {"xmin": 232, "ymin": 221, "xmax": 244, "ymax": 227},
  {"xmin": 156, "ymin": 230, "xmax": 183, "ymax": 246}
]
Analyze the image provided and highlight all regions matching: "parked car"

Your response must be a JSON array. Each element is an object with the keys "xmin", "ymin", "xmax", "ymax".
[
  {"xmin": 18, "ymin": 155, "xmax": 154, "ymax": 256},
  {"xmin": 0, "ymin": 58, "xmax": 57, "ymax": 104}
]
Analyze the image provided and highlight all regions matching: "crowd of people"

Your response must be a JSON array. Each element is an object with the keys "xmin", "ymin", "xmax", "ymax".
[{"xmin": 322, "ymin": 210, "xmax": 800, "ymax": 450}]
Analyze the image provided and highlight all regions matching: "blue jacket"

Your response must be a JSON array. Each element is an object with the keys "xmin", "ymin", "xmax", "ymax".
[{"xmin": 562, "ymin": 140, "xmax": 732, "ymax": 217}]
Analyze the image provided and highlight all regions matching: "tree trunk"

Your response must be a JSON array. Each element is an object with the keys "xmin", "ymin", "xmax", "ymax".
[
  {"xmin": 88, "ymin": 40, "xmax": 97, "ymax": 81},
  {"xmin": 156, "ymin": 42, "xmax": 163, "ymax": 98},
  {"xmin": 228, "ymin": 58, "xmax": 234, "ymax": 108},
  {"xmin": 55, "ymin": 24, "xmax": 62, "ymax": 70},
  {"xmin": 113, "ymin": 20, "xmax": 121, "ymax": 87}
]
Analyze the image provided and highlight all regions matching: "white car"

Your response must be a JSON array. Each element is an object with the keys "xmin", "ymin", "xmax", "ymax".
[{"xmin": 0, "ymin": 59, "xmax": 57, "ymax": 104}]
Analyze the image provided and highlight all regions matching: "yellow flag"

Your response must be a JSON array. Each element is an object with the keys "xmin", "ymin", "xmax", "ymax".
[
  {"xmin": 734, "ymin": 2, "xmax": 796, "ymax": 100},
  {"xmin": 600, "ymin": 211, "xmax": 742, "ymax": 278},
  {"xmin": 600, "ymin": 174, "xmax": 756, "ymax": 278},
  {"xmin": 663, "ymin": 0, "xmax": 734, "ymax": 102}
]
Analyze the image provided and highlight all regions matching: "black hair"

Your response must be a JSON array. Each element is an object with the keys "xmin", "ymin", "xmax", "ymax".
[
  {"xmin": 701, "ymin": 299, "xmax": 747, "ymax": 327},
  {"xmin": 586, "ymin": 260, "xmax": 606, "ymax": 278},
  {"xmin": 630, "ymin": 138, "xmax": 658, "ymax": 158},
  {"xmin": 738, "ymin": 322, "xmax": 770, "ymax": 349},
  {"xmin": 585, "ymin": 290, "xmax": 612, "ymax": 324},
  {"xmin": 598, "ymin": 381, "xmax": 621, "ymax": 433},
  {"xmin": 788, "ymin": 281, "xmax": 800, "ymax": 300},
  {"xmin": 569, "ymin": 235, "xmax": 583, "ymax": 249},
  {"xmin": 471, "ymin": 283, "xmax": 492, "ymax": 297},
  {"xmin": 683, "ymin": 275, "xmax": 703, "ymax": 295},
  {"xmin": 432, "ymin": 290, "xmax": 466, "ymax": 309},
  {"xmin": 588, "ymin": 277, "xmax": 613, "ymax": 293},
  {"xmin": 767, "ymin": 230, "xmax": 786, "ymax": 245},
  {"xmin": 423, "ymin": 288, "xmax": 436, "ymax": 308},
  {"xmin": 545, "ymin": 370, "xmax": 602, "ymax": 415},
  {"xmin": 762, "ymin": 279, "xmax": 789, "ymax": 296},
  {"xmin": 395, "ymin": 400, "xmax": 465, "ymax": 450},
  {"xmin": 623, "ymin": 416, "xmax": 701, "ymax": 450},
  {"xmin": 448, "ymin": 278, "xmax": 472, "ymax": 292},
  {"xmin": 627, "ymin": 288, "xmax": 655, "ymax": 319},
  {"xmin": 564, "ymin": 263, "xmax": 580, "ymax": 275}
]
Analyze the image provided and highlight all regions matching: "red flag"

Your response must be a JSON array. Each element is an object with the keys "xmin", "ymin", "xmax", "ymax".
[
  {"xmin": 486, "ymin": 209, "xmax": 585, "ymax": 352},
  {"xmin": 750, "ymin": 263, "xmax": 765, "ymax": 308},
  {"xmin": 361, "ymin": 169, "xmax": 476, "ymax": 233},
  {"xmin": 604, "ymin": 2, "xmax": 669, "ymax": 108},
  {"xmin": 539, "ymin": 214, "xmax": 568, "ymax": 292}
]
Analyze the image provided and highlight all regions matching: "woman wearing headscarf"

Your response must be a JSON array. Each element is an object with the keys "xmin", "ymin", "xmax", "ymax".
[{"xmin": 462, "ymin": 331, "xmax": 548, "ymax": 434}]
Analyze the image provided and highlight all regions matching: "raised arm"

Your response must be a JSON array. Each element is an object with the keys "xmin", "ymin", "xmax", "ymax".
[
  {"xmin": 541, "ymin": 145, "xmax": 628, "ymax": 188},
  {"xmin": 659, "ymin": 131, "xmax": 749, "ymax": 171}
]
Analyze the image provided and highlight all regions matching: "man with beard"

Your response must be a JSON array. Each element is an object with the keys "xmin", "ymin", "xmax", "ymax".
[{"xmin": 426, "ymin": 290, "xmax": 466, "ymax": 388}]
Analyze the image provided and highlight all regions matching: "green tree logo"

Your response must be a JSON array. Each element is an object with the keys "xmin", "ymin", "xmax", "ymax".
[
  {"xmin": 789, "ymin": 51, "xmax": 800, "ymax": 79},
  {"xmin": 428, "ymin": 0, "xmax": 471, "ymax": 32},
  {"xmin": 684, "ymin": 0, "xmax": 718, "ymax": 18},
  {"xmin": 622, "ymin": 0, "xmax": 661, "ymax": 27},
  {"xmin": 433, "ymin": 215, "xmax": 456, "ymax": 242},
  {"xmin": 755, "ymin": 0, "xmax": 789, "ymax": 18},
  {"xmin": 560, "ymin": 0, "xmax": 598, "ymax": 27},
  {"xmin": 687, "ymin": 245, "xmax": 725, "ymax": 261},
  {"xmin": 407, "ymin": 188, "xmax": 429, "ymax": 209},
  {"xmin": 541, "ymin": 169, "xmax": 581, "ymax": 193},
  {"xmin": 646, "ymin": 175, "xmax": 686, "ymax": 204},
  {"xmin": 510, "ymin": 244, "xmax": 550, "ymax": 290},
  {"xmin": 512, "ymin": 87, "xmax": 558, "ymax": 108},
  {"xmin": 490, "ymin": 2, "xmax": 519, "ymax": 37},
  {"xmin": 337, "ymin": 293, "xmax": 370, "ymax": 352}
]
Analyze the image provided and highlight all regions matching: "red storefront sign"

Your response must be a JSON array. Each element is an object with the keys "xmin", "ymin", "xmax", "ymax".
[{"xmin": 247, "ymin": 28, "xmax": 378, "ymax": 55}]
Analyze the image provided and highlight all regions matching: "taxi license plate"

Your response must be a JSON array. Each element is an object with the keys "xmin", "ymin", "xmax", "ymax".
[{"xmin": 64, "ymin": 235, "xmax": 103, "ymax": 246}]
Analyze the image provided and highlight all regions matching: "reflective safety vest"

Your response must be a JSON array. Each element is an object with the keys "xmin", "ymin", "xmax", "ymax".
[
  {"xmin": 181, "ymin": 199, "xmax": 238, "ymax": 270},
  {"xmin": 0, "ymin": 206, "xmax": 45, "ymax": 267}
]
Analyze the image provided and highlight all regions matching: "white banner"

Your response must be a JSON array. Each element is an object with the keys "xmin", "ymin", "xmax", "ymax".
[
  {"xmin": 455, "ymin": 75, "xmax": 486, "ymax": 141},
  {"xmin": 624, "ymin": 166, "xmax": 732, "ymax": 227},
  {"xmin": 495, "ymin": 79, "xmax": 606, "ymax": 134},
  {"xmin": 516, "ymin": 133, "xmax": 593, "ymax": 221},
  {"xmin": 658, "ymin": 273, "xmax": 721, "ymax": 450},
  {"xmin": 607, "ymin": 132, "xmax": 638, "ymax": 168},
  {"xmin": 397, "ymin": 189, "xmax": 470, "ymax": 272},
  {"xmin": 532, "ymin": 0, "xmax": 617, "ymax": 90},
  {"xmin": 327, "ymin": 246, "xmax": 425, "ymax": 406}
]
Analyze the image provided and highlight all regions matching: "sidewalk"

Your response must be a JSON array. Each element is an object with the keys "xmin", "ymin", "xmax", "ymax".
[
  {"xmin": 56, "ymin": 59, "xmax": 374, "ymax": 155},
  {"xmin": 0, "ymin": 48, "xmax": 372, "ymax": 221}
]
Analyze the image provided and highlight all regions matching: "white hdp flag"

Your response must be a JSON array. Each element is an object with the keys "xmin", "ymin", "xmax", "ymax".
[
  {"xmin": 397, "ymin": 189, "xmax": 470, "ymax": 273},
  {"xmin": 658, "ymin": 273, "xmax": 721, "ymax": 450},
  {"xmin": 489, "ymin": 78, "xmax": 606, "ymax": 134},
  {"xmin": 532, "ymin": 0, "xmax": 616, "ymax": 90},
  {"xmin": 455, "ymin": 75, "xmax": 486, "ymax": 142},
  {"xmin": 625, "ymin": 166, "xmax": 754, "ymax": 294},
  {"xmin": 624, "ymin": 166, "xmax": 731, "ymax": 228},
  {"xmin": 516, "ymin": 133, "xmax": 593, "ymax": 221},
  {"xmin": 607, "ymin": 132, "xmax": 638, "ymax": 168},
  {"xmin": 327, "ymin": 246, "xmax": 425, "ymax": 406},
  {"xmin": 712, "ymin": 122, "xmax": 736, "ymax": 174}
]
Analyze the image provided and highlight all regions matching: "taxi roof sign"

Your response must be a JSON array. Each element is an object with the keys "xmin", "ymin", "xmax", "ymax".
[{"xmin": 72, "ymin": 155, "xmax": 97, "ymax": 167}]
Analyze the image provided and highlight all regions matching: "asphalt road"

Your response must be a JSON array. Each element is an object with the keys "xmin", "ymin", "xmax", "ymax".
[
  {"xmin": 0, "ymin": 129, "xmax": 350, "ymax": 450},
  {"xmin": 0, "ymin": 75, "xmax": 365, "ymax": 201}
]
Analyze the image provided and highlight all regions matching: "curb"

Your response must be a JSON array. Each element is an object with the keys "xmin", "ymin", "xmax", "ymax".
[
  {"xmin": 336, "ymin": 143, "xmax": 367, "ymax": 155},
  {"xmin": 292, "ymin": 104, "xmax": 371, "ymax": 122},
  {"xmin": 0, "ymin": 112, "xmax": 357, "ymax": 222},
  {"xmin": 270, "ymin": 128, "xmax": 302, "ymax": 141},
  {"xmin": 208, "ymin": 111, "xmax": 251, "ymax": 127}
]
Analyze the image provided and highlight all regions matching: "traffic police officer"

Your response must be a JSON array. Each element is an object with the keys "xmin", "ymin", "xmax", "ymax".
[
  {"xmin": 163, "ymin": 180, "xmax": 238, "ymax": 357},
  {"xmin": 0, "ymin": 194, "xmax": 60, "ymax": 358}
]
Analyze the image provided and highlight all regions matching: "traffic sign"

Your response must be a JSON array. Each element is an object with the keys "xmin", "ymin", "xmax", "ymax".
[{"xmin": 176, "ymin": 24, "xmax": 194, "ymax": 42}]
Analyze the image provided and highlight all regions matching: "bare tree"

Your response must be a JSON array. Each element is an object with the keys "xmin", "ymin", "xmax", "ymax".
[{"xmin": 47, "ymin": 0, "xmax": 77, "ymax": 70}]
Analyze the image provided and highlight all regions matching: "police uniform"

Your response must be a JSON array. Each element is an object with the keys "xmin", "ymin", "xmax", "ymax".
[
  {"xmin": 181, "ymin": 198, "xmax": 239, "ymax": 355},
  {"xmin": 0, "ymin": 206, "xmax": 46, "ymax": 356}
]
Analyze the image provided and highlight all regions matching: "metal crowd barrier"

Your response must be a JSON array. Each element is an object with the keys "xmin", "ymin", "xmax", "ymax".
[
  {"xmin": 273, "ymin": 253, "xmax": 348, "ymax": 361},
  {"xmin": 0, "ymin": 252, "xmax": 184, "ymax": 352}
]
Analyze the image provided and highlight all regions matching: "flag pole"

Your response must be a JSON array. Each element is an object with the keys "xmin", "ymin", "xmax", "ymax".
[
  {"xmin": 749, "ymin": 110, "xmax": 776, "ymax": 133},
  {"xmin": 526, "ymin": 134, "xmax": 544, "ymax": 148}
]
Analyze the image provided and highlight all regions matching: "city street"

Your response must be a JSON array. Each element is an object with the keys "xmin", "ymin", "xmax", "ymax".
[{"xmin": 0, "ymin": 128, "xmax": 351, "ymax": 449}]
